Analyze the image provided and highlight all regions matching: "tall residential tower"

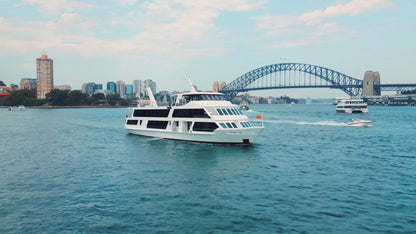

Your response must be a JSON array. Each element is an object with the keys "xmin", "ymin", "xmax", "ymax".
[
  {"xmin": 133, "ymin": 80, "xmax": 142, "ymax": 98},
  {"xmin": 143, "ymin": 79, "xmax": 156, "ymax": 97},
  {"xmin": 36, "ymin": 54, "xmax": 53, "ymax": 99}
]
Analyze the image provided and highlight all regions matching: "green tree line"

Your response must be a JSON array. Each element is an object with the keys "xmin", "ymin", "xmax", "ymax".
[{"xmin": 1, "ymin": 89, "xmax": 129, "ymax": 106}]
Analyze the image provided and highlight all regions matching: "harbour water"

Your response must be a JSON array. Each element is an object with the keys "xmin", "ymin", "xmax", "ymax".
[{"xmin": 1, "ymin": 104, "xmax": 415, "ymax": 233}]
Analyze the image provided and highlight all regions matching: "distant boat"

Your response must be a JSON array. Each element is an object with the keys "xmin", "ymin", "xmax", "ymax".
[
  {"xmin": 347, "ymin": 118, "xmax": 372, "ymax": 127},
  {"xmin": 8, "ymin": 105, "xmax": 26, "ymax": 111},
  {"xmin": 336, "ymin": 98, "xmax": 368, "ymax": 114},
  {"xmin": 332, "ymin": 97, "xmax": 345, "ymax": 105},
  {"xmin": 240, "ymin": 103, "xmax": 249, "ymax": 110}
]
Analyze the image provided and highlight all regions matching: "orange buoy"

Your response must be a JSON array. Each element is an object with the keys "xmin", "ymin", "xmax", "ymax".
[{"xmin": 256, "ymin": 115, "xmax": 262, "ymax": 119}]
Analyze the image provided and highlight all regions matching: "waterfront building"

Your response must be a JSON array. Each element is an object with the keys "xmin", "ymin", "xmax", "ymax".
[
  {"xmin": 143, "ymin": 79, "xmax": 156, "ymax": 97},
  {"xmin": 107, "ymin": 81, "xmax": 116, "ymax": 95},
  {"xmin": 248, "ymin": 96, "xmax": 260, "ymax": 104},
  {"xmin": 36, "ymin": 54, "xmax": 53, "ymax": 99},
  {"xmin": 81, "ymin": 82, "xmax": 102, "ymax": 96},
  {"xmin": 20, "ymin": 78, "xmax": 37, "ymax": 90},
  {"xmin": 133, "ymin": 80, "xmax": 142, "ymax": 98},
  {"xmin": 0, "ymin": 82, "xmax": 12, "ymax": 103},
  {"xmin": 95, "ymin": 84, "xmax": 103, "ymax": 90},
  {"xmin": 117, "ymin": 80, "xmax": 126, "ymax": 99},
  {"xmin": 126, "ymin": 84, "xmax": 134, "ymax": 99},
  {"xmin": 157, "ymin": 90, "xmax": 171, "ymax": 104},
  {"xmin": 364, "ymin": 94, "xmax": 416, "ymax": 106},
  {"xmin": 0, "ymin": 85, "xmax": 12, "ymax": 103},
  {"xmin": 82, "ymin": 82, "xmax": 95, "ymax": 96},
  {"xmin": 0, "ymin": 85, "xmax": 12, "ymax": 93}
]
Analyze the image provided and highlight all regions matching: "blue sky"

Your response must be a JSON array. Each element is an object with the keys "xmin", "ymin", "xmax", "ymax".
[{"xmin": 1, "ymin": 0, "xmax": 415, "ymax": 98}]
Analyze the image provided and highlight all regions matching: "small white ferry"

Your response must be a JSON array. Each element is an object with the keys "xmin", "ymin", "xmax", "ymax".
[
  {"xmin": 336, "ymin": 98, "xmax": 368, "ymax": 114},
  {"xmin": 8, "ymin": 105, "xmax": 26, "ymax": 111},
  {"xmin": 125, "ymin": 81, "xmax": 264, "ymax": 144}
]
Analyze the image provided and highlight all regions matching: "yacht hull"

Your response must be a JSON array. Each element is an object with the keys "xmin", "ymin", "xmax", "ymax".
[
  {"xmin": 126, "ymin": 127, "xmax": 264, "ymax": 144},
  {"xmin": 336, "ymin": 108, "xmax": 368, "ymax": 114}
]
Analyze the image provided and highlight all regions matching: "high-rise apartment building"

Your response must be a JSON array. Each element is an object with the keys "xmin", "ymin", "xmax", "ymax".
[
  {"xmin": 126, "ymin": 84, "xmax": 133, "ymax": 99},
  {"xmin": 81, "ymin": 82, "xmax": 103, "ymax": 96},
  {"xmin": 36, "ymin": 54, "xmax": 53, "ymax": 99},
  {"xmin": 143, "ymin": 79, "xmax": 156, "ymax": 97},
  {"xmin": 117, "ymin": 80, "xmax": 126, "ymax": 99},
  {"xmin": 107, "ymin": 81, "xmax": 117, "ymax": 95},
  {"xmin": 132, "ymin": 80, "xmax": 142, "ymax": 98}
]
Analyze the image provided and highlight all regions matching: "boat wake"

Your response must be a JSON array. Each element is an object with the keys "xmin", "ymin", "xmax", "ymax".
[
  {"xmin": 297, "ymin": 121, "xmax": 347, "ymax": 126},
  {"xmin": 264, "ymin": 119, "xmax": 372, "ymax": 127}
]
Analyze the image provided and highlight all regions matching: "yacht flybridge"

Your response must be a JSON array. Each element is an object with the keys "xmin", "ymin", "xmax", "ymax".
[{"xmin": 124, "ymin": 81, "xmax": 264, "ymax": 144}]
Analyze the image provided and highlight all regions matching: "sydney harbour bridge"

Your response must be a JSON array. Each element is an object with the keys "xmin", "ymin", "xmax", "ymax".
[{"xmin": 219, "ymin": 63, "xmax": 416, "ymax": 101}]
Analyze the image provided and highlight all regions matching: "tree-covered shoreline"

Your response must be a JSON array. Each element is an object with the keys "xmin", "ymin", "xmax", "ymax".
[{"xmin": 1, "ymin": 89, "xmax": 130, "ymax": 107}]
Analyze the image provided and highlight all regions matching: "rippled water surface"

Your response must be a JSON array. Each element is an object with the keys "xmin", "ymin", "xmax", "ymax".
[{"xmin": 1, "ymin": 105, "xmax": 415, "ymax": 233}]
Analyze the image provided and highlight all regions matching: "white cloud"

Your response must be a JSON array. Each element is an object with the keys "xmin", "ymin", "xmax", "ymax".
[
  {"xmin": 176, "ymin": 0, "xmax": 266, "ymax": 11},
  {"xmin": 299, "ymin": 0, "xmax": 394, "ymax": 25},
  {"xmin": 1, "ymin": 0, "xmax": 255, "ymax": 60},
  {"xmin": 256, "ymin": 14, "xmax": 299, "ymax": 30},
  {"xmin": 111, "ymin": 0, "xmax": 138, "ymax": 6},
  {"xmin": 59, "ymin": 13, "xmax": 87, "ymax": 24},
  {"xmin": 255, "ymin": 0, "xmax": 394, "ymax": 48},
  {"xmin": 1, "ymin": 0, "xmax": 267, "ymax": 61},
  {"xmin": 269, "ymin": 33, "xmax": 353, "ymax": 49},
  {"xmin": 15, "ymin": 0, "xmax": 98, "ymax": 16},
  {"xmin": 257, "ymin": 0, "xmax": 394, "ymax": 30}
]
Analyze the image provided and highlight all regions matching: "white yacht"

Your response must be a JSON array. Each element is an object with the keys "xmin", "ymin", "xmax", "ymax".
[
  {"xmin": 336, "ymin": 98, "xmax": 368, "ymax": 114},
  {"xmin": 124, "ymin": 82, "xmax": 264, "ymax": 144}
]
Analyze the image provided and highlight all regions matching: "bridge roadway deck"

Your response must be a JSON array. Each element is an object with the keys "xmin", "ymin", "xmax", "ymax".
[{"xmin": 222, "ymin": 84, "xmax": 416, "ymax": 93}]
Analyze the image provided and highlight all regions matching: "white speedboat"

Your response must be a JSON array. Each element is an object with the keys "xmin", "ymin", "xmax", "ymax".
[
  {"xmin": 336, "ymin": 98, "xmax": 368, "ymax": 114},
  {"xmin": 240, "ymin": 103, "xmax": 249, "ymax": 110},
  {"xmin": 8, "ymin": 105, "xmax": 26, "ymax": 111},
  {"xmin": 125, "ymin": 81, "xmax": 264, "ymax": 144},
  {"xmin": 347, "ymin": 118, "xmax": 372, "ymax": 127}
]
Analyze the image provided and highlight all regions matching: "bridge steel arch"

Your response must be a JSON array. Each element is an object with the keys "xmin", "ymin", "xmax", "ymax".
[{"xmin": 221, "ymin": 63, "xmax": 363, "ymax": 100}]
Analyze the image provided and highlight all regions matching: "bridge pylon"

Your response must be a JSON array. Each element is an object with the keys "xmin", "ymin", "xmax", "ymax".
[{"xmin": 362, "ymin": 71, "xmax": 381, "ymax": 96}]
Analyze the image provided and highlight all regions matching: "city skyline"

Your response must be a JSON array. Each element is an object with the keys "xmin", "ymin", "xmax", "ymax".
[
  {"xmin": 1, "ymin": 0, "xmax": 415, "ymax": 98},
  {"xmin": 81, "ymin": 78, "xmax": 156, "ymax": 99}
]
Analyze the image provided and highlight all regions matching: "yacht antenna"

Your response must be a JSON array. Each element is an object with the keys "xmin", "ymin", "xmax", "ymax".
[
  {"xmin": 188, "ymin": 75, "xmax": 197, "ymax": 93},
  {"xmin": 147, "ymin": 87, "xmax": 158, "ymax": 107}
]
